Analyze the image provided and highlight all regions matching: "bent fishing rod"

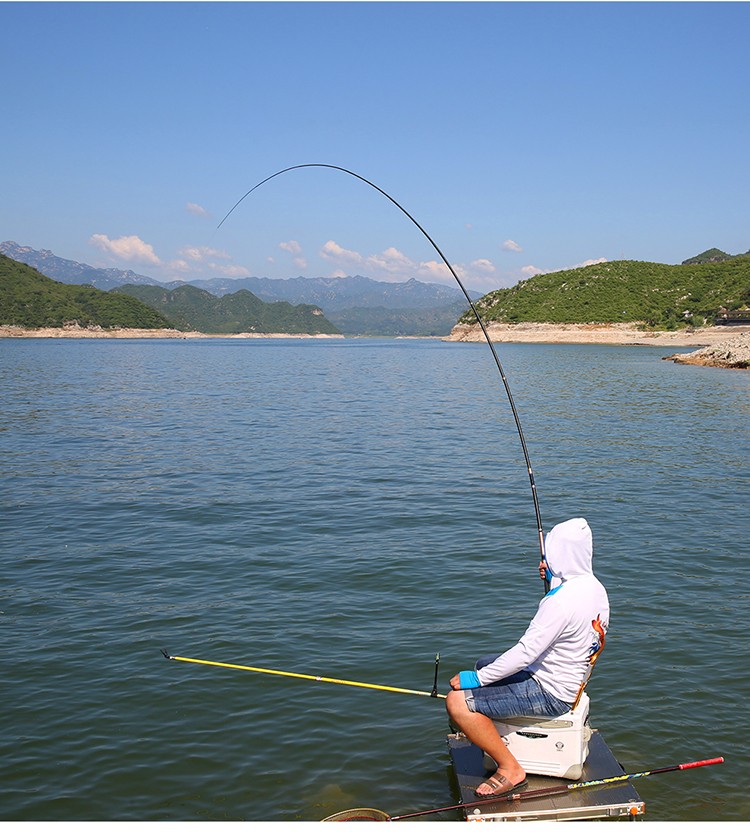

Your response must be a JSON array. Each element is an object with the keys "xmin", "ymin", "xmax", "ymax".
[
  {"xmin": 161, "ymin": 649, "xmax": 446, "ymax": 699},
  {"xmin": 325, "ymin": 756, "xmax": 725, "ymax": 821},
  {"xmin": 218, "ymin": 163, "xmax": 549, "ymax": 592}
]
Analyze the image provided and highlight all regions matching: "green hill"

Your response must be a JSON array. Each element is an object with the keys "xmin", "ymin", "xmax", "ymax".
[
  {"xmin": 463, "ymin": 259, "xmax": 750, "ymax": 330},
  {"xmin": 113, "ymin": 284, "xmax": 341, "ymax": 335},
  {"xmin": 682, "ymin": 247, "xmax": 750, "ymax": 265},
  {"xmin": 0, "ymin": 253, "xmax": 173, "ymax": 329}
]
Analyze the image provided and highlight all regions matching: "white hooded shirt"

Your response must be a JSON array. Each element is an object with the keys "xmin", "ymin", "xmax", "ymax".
[{"xmin": 475, "ymin": 518, "xmax": 610, "ymax": 704}]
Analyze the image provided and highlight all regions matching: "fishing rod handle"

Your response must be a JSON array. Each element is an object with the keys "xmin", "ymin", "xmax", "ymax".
[{"xmin": 678, "ymin": 757, "xmax": 724, "ymax": 769}]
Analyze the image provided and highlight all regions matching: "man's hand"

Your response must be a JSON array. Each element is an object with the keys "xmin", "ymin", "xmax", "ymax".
[
  {"xmin": 539, "ymin": 560, "xmax": 547, "ymax": 581},
  {"xmin": 449, "ymin": 673, "xmax": 462, "ymax": 690}
]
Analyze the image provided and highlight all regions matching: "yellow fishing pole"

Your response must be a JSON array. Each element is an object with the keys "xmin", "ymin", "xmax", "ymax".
[{"xmin": 161, "ymin": 650, "xmax": 447, "ymax": 699}]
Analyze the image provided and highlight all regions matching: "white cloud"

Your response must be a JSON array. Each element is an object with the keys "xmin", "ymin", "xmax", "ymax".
[
  {"xmin": 522, "ymin": 265, "xmax": 544, "ymax": 277},
  {"xmin": 502, "ymin": 239, "xmax": 523, "ymax": 253},
  {"xmin": 89, "ymin": 231, "xmax": 258, "ymax": 281},
  {"xmin": 186, "ymin": 202, "xmax": 209, "ymax": 217},
  {"xmin": 214, "ymin": 263, "xmax": 252, "ymax": 278},
  {"xmin": 90, "ymin": 234, "xmax": 162, "ymax": 266},
  {"xmin": 279, "ymin": 240, "xmax": 307, "ymax": 270},
  {"xmin": 320, "ymin": 239, "xmax": 365, "ymax": 265},
  {"xmin": 317, "ymin": 238, "xmax": 505, "ymax": 291},
  {"xmin": 369, "ymin": 246, "xmax": 414, "ymax": 274},
  {"xmin": 322, "ymin": 240, "xmax": 434, "ymax": 278},
  {"xmin": 161, "ymin": 244, "xmax": 251, "ymax": 279},
  {"xmin": 321, "ymin": 238, "xmax": 402, "ymax": 275},
  {"xmin": 178, "ymin": 245, "xmax": 231, "ymax": 262},
  {"xmin": 169, "ymin": 259, "xmax": 191, "ymax": 273},
  {"xmin": 279, "ymin": 240, "xmax": 302, "ymax": 255},
  {"xmin": 180, "ymin": 247, "xmax": 250, "ymax": 277},
  {"xmin": 577, "ymin": 257, "xmax": 608, "ymax": 268},
  {"xmin": 470, "ymin": 258, "xmax": 497, "ymax": 274},
  {"xmin": 416, "ymin": 259, "xmax": 452, "ymax": 281}
]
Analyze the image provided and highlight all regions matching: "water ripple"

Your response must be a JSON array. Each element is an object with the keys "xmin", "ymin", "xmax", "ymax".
[{"xmin": 1, "ymin": 338, "xmax": 747, "ymax": 820}]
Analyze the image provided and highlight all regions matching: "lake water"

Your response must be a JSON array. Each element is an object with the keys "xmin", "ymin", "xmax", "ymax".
[{"xmin": 1, "ymin": 336, "xmax": 748, "ymax": 822}]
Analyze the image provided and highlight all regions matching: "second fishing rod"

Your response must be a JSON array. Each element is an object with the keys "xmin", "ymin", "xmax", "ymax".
[{"xmin": 162, "ymin": 649, "xmax": 446, "ymax": 700}]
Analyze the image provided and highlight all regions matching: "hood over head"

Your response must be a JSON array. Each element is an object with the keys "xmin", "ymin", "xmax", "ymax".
[{"xmin": 545, "ymin": 517, "xmax": 593, "ymax": 583}]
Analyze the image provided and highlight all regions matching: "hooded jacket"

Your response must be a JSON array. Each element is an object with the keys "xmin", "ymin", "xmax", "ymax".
[{"xmin": 469, "ymin": 518, "xmax": 609, "ymax": 704}]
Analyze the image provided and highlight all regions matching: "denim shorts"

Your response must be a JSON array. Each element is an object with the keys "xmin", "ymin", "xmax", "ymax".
[{"xmin": 463, "ymin": 662, "xmax": 572, "ymax": 721}]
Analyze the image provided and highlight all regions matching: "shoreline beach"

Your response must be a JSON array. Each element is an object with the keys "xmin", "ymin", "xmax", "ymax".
[
  {"xmin": 0, "ymin": 325, "xmax": 345, "ymax": 340},
  {"xmin": 445, "ymin": 321, "xmax": 750, "ymax": 348},
  {"xmin": 2, "ymin": 323, "xmax": 749, "ymax": 369}
]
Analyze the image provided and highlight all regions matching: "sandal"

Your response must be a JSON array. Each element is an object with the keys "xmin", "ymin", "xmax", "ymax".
[{"xmin": 474, "ymin": 773, "xmax": 528, "ymax": 799}]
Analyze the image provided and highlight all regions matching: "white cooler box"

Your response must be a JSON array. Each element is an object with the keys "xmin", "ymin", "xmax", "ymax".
[{"xmin": 487, "ymin": 691, "xmax": 592, "ymax": 780}]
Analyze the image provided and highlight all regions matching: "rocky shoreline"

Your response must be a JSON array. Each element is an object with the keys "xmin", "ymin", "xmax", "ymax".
[
  {"xmin": 664, "ymin": 331, "xmax": 750, "ymax": 370},
  {"xmin": 0, "ymin": 324, "xmax": 344, "ymax": 340}
]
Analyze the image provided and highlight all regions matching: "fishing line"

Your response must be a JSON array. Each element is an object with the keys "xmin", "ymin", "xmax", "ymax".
[{"xmin": 218, "ymin": 163, "xmax": 548, "ymax": 589}]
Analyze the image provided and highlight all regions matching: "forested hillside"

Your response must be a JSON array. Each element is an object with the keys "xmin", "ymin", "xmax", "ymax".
[
  {"xmin": 0, "ymin": 254, "xmax": 172, "ymax": 329},
  {"xmin": 464, "ymin": 259, "xmax": 750, "ymax": 330},
  {"xmin": 113, "ymin": 284, "xmax": 340, "ymax": 335},
  {"xmin": 682, "ymin": 247, "xmax": 750, "ymax": 265}
]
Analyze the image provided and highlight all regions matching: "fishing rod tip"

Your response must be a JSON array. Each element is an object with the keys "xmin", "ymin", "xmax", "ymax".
[{"xmin": 161, "ymin": 648, "xmax": 172, "ymax": 660}]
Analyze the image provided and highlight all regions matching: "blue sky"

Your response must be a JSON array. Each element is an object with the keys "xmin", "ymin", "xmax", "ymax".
[{"xmin": 2, "ymin": 1, "xmax": 749, "ymax": 293}]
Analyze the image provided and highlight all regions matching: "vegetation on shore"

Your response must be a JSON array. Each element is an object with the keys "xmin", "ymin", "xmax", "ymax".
[
  {"xmin": 0, "ymin": 253, "xmax": 341, "ymax": 335},
  {"xmin": 0, "ymin": 254, "xmax": 172, "ymax": 330},
  {"xmin": 113, "ymin": 284, "xmax": 340, "ymax": 335},
  {"xmin": 462, "ymin": 258, "xmax": 750, "ymax": 330}
]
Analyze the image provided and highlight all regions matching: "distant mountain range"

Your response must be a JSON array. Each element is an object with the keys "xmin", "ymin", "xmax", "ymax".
[
  {"xmin": 168, "ymin": 274, "xmax": 470, "ymax": 311},
  {"xmin": 0, "ymin": 241, "xmax": 161, "ymax": 290},
  {"xmin": 9, "ymin": 240, "xmax": 744, "ymax": 337},
  {"xmin": 0, "ymin": 241, "xmax": 475, "ymax": 336},
  {"xmin": 0, "ymin": 253, "xmax": 340, "ymax": 335}
]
